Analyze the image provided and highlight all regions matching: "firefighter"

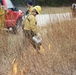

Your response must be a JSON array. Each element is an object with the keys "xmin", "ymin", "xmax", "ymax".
[
  {"xmin": 25, "ymin": 0, "xmax": 34, "ymax": 15},
  {"xmin": 72, "ymin": 3, "xmax": 76, "ymax": 17},
  {"xmin": 0, "ymin": 0, "xmax": 6, "ymax": 30},
  {"xmin": 22, "ymin": 5, "xmax": 41, "ymax": 49}
]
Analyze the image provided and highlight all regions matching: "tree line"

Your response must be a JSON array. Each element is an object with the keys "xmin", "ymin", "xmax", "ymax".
[{"xmin": 11, "ymin": 0, "xmax": 75, "ymax": 6}]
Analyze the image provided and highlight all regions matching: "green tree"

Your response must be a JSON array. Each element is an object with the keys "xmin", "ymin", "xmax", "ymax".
[{"xmin": 11, "ymin": 0, "xmax": 73, "ymax": 6}]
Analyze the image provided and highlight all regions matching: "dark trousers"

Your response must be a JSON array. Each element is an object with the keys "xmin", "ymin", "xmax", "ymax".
[
  {"xmin": 24, "ymin": 30, "xmax": 36, "ymax": 39},
  {"xmin": 23, "ymin": 30, "xmax": 36, "ymax": 48}
]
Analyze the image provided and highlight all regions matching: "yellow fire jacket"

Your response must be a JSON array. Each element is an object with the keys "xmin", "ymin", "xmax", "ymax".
[
  {"xmin": 0, "ymin": 6, "xmax": 5, "ymax": 27},
  {"xmin": 22, "ymin": 14, "xmax": 37, "ymax": 34},
  {"xmin": 27, "ymin": 6, "xmax": 34, "ymax": 15}
]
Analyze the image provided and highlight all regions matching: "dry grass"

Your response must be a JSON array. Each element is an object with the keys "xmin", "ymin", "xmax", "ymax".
[
  {"xmin": 39, "ymin": 19, "xmax": 76, "ymax": 75},
  {"xmin": 0, "ymin": 18, "xmax": 76, "ymax": 75}
]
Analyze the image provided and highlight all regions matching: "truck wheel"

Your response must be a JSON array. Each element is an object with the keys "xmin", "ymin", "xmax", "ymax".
[
  {"xmin": 12, "ymin": 18, "xmax": 22, "ymax": 34},
  {"xmin": 16, "ymin": 18, "xmax": 22, "ymax": 33},
  {"xmin": 12, "ymin": 26, "xmax": 17, "ymax": 34}
]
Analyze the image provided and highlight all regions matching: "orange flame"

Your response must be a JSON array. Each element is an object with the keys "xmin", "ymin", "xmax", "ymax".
[
  {"xmin": 12, "ymin": 58, "xmax": 18, "ymax": 75},
  {"xmin": 13, "ymin": 62, "xmax": 18, "ymax": 75}
]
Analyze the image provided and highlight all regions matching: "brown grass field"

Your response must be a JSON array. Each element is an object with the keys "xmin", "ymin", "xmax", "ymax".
[
  {"xmin": 0, "ymin": 7, "xmax": 76, "ymax": 75},
  {"xmin": 0, "ymin": 18, "xmax": 76, "ymax": 75}
]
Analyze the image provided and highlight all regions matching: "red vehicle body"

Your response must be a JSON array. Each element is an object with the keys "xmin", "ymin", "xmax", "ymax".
[{"xmin": 1, "ymin": 0, "xmax": 22, "ymax": 33}]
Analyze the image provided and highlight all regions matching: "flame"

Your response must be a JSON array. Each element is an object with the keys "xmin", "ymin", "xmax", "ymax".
[
  {"xmin": 13, "ymin": 62, "xmax": 18, "ymax": 75},
  {"xmin": 39, "ymin": 45, "xmax": 45, "ymax": 54},
  {"xmin": 12, "ymin": 58, "xmax": 18, "ymax": 75},
  {"xmin": 48, "ymin": 43, "xmax": 51, "ymax": 50}
]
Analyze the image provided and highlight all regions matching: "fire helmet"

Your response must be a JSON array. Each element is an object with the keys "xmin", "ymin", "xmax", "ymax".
[{"xmin": 34, "ymin": 5, "xmax": 41, "ymax": 14}]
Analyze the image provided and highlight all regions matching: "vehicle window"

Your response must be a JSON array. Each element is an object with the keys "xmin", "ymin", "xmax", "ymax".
[
  {"xmin": 1, "ymin": 0, "xmax": 3, "ymax": 5},
  {"xmin": 6, "ymin": 0, "xmax": 14, "ymax": 8}
]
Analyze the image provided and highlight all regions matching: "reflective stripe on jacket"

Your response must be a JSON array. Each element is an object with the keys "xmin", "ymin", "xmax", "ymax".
[{"xmin": 27, "ymin": 6, "xmax": 34, "ymax": 15}]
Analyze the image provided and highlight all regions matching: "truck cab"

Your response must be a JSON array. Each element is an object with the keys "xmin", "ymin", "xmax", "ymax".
[{"xmin": 1, "ymin": 0, "xmax": 23, "ymax": 33}]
